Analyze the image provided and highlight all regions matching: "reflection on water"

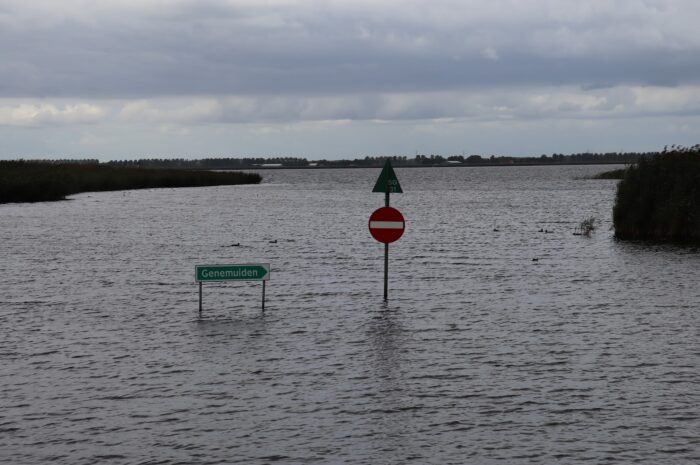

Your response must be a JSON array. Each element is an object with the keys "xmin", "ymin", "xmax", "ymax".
[
  {"xmin": 367, "ymin": 305, "xmax": 405, "ymax": 385},
  {"xmin": 1, "ymin": 165, "xmax": 698, "ymax": 464}
]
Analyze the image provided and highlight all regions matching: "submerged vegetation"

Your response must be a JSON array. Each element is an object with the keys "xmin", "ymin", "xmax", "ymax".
[
  {"xmin": 575, "ymin": 217, "xmax": 598, "ymax": 236},
  {"xmin": 613, "ymin": 146, "xmax": 700, "ymax": 242},
  {"xmin": 0, "ymin": 161, "xmax": 261, "ymax": 204}
]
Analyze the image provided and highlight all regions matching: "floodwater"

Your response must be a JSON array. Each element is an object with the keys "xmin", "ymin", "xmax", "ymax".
[{"xmin": 1, "ymin": 165, "xmax": 698, "ymax": 464}]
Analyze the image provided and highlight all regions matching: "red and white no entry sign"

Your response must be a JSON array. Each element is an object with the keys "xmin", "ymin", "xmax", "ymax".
[{"xmin": 368, "ymin": 206, "xmax": 405, "ymax": 244}]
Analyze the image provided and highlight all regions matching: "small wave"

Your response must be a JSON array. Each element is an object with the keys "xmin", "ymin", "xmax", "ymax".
[
  {"xmin": 655, "ymin": 448, "xmax": 694, "ymax": 454},
  {"xmin": 91, "ymin": 455, "xmax": 127, "ymax": 460},
  {"xmin": 28, "ymin": 350, "xmax": 59, "ymax": 357},
  {"xmin": 257, "ymin": 455, "xmax": 290, "ymax": 461}
]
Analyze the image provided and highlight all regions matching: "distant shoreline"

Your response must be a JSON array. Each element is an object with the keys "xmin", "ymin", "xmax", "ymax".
[
  {"xmin": 237, "ymin": 160, "xmax": 630, "ymax": 170},
  {"xmin": 102, "ymin": 151, "xmax": 644, "ymax": 171}
]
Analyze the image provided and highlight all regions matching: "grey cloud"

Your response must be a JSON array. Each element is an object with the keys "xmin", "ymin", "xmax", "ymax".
[
  {"xmin": 1, "ymin": 0, "xmax": 700, "ymax": 98},
  {"xmin": 105, "ymin": 85, "xmax": 700, "ymax": 126},
  {"xmin": 0, "ymin": 102, "xmax": 106, "ymax": 127}
]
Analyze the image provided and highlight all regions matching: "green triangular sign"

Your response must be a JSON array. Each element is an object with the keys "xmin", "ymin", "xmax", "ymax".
[{"xmin": 372, "ymin": 159, "xmax": 403, "ymax": 193}]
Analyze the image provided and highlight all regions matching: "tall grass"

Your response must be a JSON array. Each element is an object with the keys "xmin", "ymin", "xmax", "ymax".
[
  {"xmin": 613, "ymin": 146, "xmax": 700, "ymax": 242},
  {"xmin": 0, "ymin": 161, "xmax": 261, "ymax": 203}
]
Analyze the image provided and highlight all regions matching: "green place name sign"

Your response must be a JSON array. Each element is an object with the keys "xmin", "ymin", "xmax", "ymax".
[{"xmin": 196, "ymin": 264, "xmax": 270, "ymax": 282}]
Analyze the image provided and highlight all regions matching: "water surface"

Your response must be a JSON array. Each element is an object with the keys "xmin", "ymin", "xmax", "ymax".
[{"xmin": 1, "ymin": 165, "xmax": 698, "ymax": 464}]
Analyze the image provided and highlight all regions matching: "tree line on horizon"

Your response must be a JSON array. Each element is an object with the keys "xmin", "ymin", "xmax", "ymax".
[{"xmin": 101, "ymin": 151, "xmax": 648, "ymax": 169}]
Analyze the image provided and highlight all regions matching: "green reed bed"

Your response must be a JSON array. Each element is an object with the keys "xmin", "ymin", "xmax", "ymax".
[
  {"xmin": 613, "ymin": 146, "xmax": 700, "ymax": 242},
  {"xmin": 0, "ymin": 161, "xmax": 261, "ymax": 204}
]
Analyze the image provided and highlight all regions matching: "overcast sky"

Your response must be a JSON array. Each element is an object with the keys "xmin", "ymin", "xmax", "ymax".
[{"xmin": 1, "ymin": 0, "xmax": 699, "ymax": 160}]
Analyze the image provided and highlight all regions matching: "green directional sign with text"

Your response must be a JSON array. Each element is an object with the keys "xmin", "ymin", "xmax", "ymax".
[
  {"xmin": 196, "ymin": 264, "xmax": 270, "ymax": 282},
  {"xmin": 372, "ymin": 159, "xmax": 403, "ymax": 193}
]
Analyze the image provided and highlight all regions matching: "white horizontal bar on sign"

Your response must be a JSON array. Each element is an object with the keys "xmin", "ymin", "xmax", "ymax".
[{"xmin": 370, "ymin": 221, "xmax": 404, "ymax": 229}]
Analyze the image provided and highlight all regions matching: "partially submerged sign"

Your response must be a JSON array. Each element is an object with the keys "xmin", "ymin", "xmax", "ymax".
[
  {"xmin": 195, "ymin": 264, "xmax": 271, "ymax": 315},
  {"xmin": 370, "ymin": 160, "xmax": 404, "ymax": 301},
  {"xmin": 372, "ymin": 159, "xmax": 403, "ymax": 193},
  {"xmin": 196, "ymin": 264, "xmax": 270, "ymax": 282}
]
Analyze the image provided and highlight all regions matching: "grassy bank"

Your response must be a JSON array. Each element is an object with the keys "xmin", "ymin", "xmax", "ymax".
[
  {"xmin": 0, "ymin": 161, "xmax": 261, "ymax": 204},
  {"xmin": 613, "ymin": 147, "xmax": 700, "ymax": 242}
]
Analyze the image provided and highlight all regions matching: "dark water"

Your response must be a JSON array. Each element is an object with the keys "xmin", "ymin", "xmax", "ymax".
[{"xmin": 1, "ymin": 165, "xmax": 698, "ymax": 464}]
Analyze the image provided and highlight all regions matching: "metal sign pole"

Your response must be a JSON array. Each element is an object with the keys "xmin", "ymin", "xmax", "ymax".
[
  {"xmin": 199, "ymin": 282, "xmax": 203, "ymax": 317},
  {"xmin": 262, "ymin": 280, "xmax": 266, "ymax": 312},
  {"xmin": 384, "ymin": 189, "xmax": 390, "ymax": 301},
  {"xmin": 384, "ymin": 243, "xmax": 389, "ymax": 301}
]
